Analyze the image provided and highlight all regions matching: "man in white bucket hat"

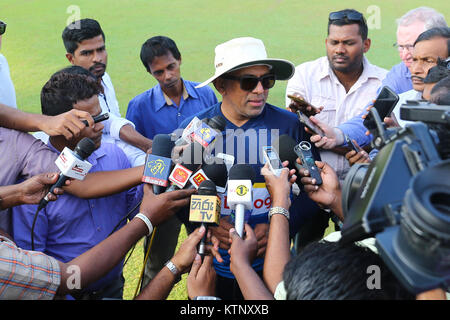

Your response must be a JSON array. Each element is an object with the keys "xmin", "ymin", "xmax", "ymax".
[{"xmin": 177, "ymin": 37, "xmax": 325, "ymax": 299}]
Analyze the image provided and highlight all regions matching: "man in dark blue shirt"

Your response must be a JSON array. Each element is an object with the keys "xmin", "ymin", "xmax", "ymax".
[
  {"xmin": 178, "ymin": 37, "xmax": 323, "ymax": 300},
  {"xmin": 126, "ymin": 36, "xmax": 218, "ymax": 288}
]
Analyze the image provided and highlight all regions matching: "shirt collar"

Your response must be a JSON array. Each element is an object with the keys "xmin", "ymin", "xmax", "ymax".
[
  {"xmin": 47, "ymin": 139, "xmax": 106, "ymax": 166},
  {"xmin": 155, "ymin": 79, "xmax": 197, "ymax": 111},
  {"xmin": 319, "ymin": 56, "xmax": 384, "ymax": 82}
]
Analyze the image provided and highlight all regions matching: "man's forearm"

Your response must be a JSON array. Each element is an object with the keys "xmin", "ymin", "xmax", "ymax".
[
  {"xmin": 64, "ymin": 166, "xmax": 144, "ymax": 199},
  {"xmin": 57, "ymin": 217, "xmax": 148, "ymax": 295},
  {"xmin": 119, "ymin": 124, "xmax": 152, "ymax": 152},
  {"xmin": 0, "ymin": 104, "xmax": 47, "ymax": 132},
  {"xmin": 135, "ymin": 266, "xmax": 177, "ymax": 300},
  {"xmin": 0, "ymin": 184, "xmax": 22, "ymax": 209}
]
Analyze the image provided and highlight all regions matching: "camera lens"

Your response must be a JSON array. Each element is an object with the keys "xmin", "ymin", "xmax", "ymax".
[{"xmin": 341, "ymin": 163, "xmax": 369, "ymax": 216}]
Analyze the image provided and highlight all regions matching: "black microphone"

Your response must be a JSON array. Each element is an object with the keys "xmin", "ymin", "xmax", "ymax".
[
  {"xmin": 189, "ymin": 179, "xmax": 220, "ymax": 260},
  {"xmin": 202, "ymin": 161, "xmax": 228, "ymax": 191},
  {"xmin": 145, "ymin": 134, "xmax": 175, "ymax": 195},
  {"xmin": 38, "ymin": 137, "xmax": 96, "ymax": 211}
]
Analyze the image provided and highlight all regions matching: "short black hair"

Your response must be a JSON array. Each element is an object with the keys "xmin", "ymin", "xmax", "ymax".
[
  {"xmin": 283, "ymin": 241, "xmax": 414, "ymax": 300},
  {"xmin": 41, "ymin": 69, "xmax": 101, "ymax": 116},
  {"xmin": 327, "ymin": 9, "xmax": 368, "ymax": 40},
  {"xmin": 414, "ymin": 27, "xmax": 450, "ymax": 56},
  {"xmin": 62, "ymin": 18, "xmax": 105, "ymax": 54},
  {"xmin": 430, "ymin": 76, "xmax": 450, "ymax": 105},
  {"xmin": 140, "ymin": 36, "xmax": 181, "ymax": 72},
  {"xmin": 424, "ymin": 58, "xmax": 450, "ymax": 84}
]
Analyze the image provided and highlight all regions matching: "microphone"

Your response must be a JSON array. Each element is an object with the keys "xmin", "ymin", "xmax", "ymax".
[
  {"xmin": 189, "ymin": 179, "xmax": 221, "ymax": 259},
  {"xmin": 166, "ymin": 141, "xmax": 204, "ymax": 191},
  {"xmin": 142, "ymin": 134, "xmax": 174, "ymax": 195},
  {"xmin": 189, "ymin": 160, "xmax": 229, "ymax": 192},
  {"xmin": 38, "ymin": 137, "xmax": 96, "ymax": 211},
  {"xmin": 175, "ymin": 117, "xmax": 202, "ymax": 146},
  {"xmin": 191, "ymin": 115, "xmax": 226, "ymax": 148},
  {"xmin": 227, "ymin": 164, "xmax": 256, "ymax": 237},
  {"xmin": 273, "ymin": 135, "xmax": 303, "ymax": 173}
]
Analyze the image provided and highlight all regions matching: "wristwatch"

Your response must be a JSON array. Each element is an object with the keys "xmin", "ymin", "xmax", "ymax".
[
  {"xmin": 165, "ymin": 260, "xmax": 179, "ymax": 276},
  {"xmin": 268, "ymin": 206, "xmax": 290, "ymax": 221}
]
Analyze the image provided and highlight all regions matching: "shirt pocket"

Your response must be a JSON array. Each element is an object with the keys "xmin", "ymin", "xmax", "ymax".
[{"xmin": 311, "ymin": 95, "xmax": 337, "ymax": 126}]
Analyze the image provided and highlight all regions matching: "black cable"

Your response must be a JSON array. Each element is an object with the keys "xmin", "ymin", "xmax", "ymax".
[
  {"xmin": 109, "ymin": 200, "xmax": 142, "ymax": 236},
  {"xmin": 31, "ymin": 206, "xmax": 42, "ymax": 251}
]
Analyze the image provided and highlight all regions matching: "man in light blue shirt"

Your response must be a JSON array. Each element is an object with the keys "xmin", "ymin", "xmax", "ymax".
[
  {"xmin": 0, "ymin": 20, "xmax": 16, "ymax": 108},
  {"xmin": 126, "ymin": 36, "xmax": 217, "ymax": 288},
  {"xmin": 12, "ymin": 71, "xmax": 142, "ymax": 300}
]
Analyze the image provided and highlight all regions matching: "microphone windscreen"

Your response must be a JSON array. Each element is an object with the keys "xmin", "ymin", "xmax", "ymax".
[
  {"xmin": 273, "ymin": 134, "xmax": 298, "ymax": 171},
  {"xmin": 202, "ymin": 162, "xmax": 228, "ymax": 188},
  {"xmin": 181, "ymin": 141, "xmax": 204, "ymax": 171},
  {"xmin": 207, "ymin": 115, "xmax": 226, "ymax": 132},
  {"xmin": 198, "ymin": 180, "xmax": 217, "ymax": 196},
  {"xmin": 74, "ymin": 137, "xmax": 96, "ymax": 160},
  {"xmin": 229, "ymin": 164, "xmax": 256, "ymax": 184},
  {"xmin": 152, "ymin": 134, "xmax": 174, "ymax": 157}
]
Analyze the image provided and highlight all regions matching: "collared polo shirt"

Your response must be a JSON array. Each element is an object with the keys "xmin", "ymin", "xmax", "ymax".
[
  {"xmin": 0, "ymin": 54, "xmax": 17, "ymax": 108},
  {"xmin": 126, "ymin": 79, "xmax": 218, "ymax": 139}
]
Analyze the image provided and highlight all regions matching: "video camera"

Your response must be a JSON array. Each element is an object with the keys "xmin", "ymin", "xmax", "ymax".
[{"xmin": 340, "ymin": 100, "xmax": 450, "ymax": 294}]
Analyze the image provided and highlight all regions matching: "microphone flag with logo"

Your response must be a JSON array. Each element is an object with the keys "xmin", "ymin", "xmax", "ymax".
[{"xmin": 142, "ymin": 134, "xmax": 174, "ymax": 194}]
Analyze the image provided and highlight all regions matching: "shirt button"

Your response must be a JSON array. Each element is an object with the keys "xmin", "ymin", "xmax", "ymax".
[
  {"xmin": 177, "ymin": 113, "xmax": 181, "ymax": 117},
  {"xmin": 97, "ymin": 227, "xmax": 101, "ymax": 232}
]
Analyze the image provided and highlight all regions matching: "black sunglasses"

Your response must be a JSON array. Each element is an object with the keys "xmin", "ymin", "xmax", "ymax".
[
  {"xmin": 222, "ymin": 73, "xmax": 276, "ymax": 91},
  {"xmin": 329, "ymin": 11, "xmax": 364, "ymax": 22},
  {"xmin": 0, "ymin": 21, "xmax": 6, "ymax": 35}
]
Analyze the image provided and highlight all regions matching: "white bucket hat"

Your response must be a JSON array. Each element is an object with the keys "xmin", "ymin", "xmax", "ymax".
[{"xmin": 195, "ymin": 37, "xmax": 295, "ymax": 88}]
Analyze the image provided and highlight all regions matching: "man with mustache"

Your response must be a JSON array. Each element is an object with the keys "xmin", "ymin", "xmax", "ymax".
[
  {"xmin": 391, "ymin": 27, "xmax": 450, "ymax": 127},
  {"xmin": 56, "ymin": 19, "xmax": 150, "ymax": 167},
  {"xmin": 12, "ymin": 70, "xmax": 144, "ymax": 300},
  {"xmin": 285, "ymin": 9, "xmax": 387, "ymax": 182}
]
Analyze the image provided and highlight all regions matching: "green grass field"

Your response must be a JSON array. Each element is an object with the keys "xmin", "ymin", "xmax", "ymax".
[{"xmin": 1, "ymin": 0, "xmax": 448, "ymax": 300}]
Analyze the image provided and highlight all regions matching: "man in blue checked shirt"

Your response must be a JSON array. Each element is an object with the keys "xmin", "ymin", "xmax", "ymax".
[
  {"xmin": 12, "ymin": 70, "xmax": 143, "ymax": 300},
  {"xmin": 126, "ymin": 36, "xmax": 218, "ymax": 288}
]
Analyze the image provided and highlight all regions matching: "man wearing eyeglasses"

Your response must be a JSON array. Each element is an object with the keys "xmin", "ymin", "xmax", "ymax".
[
  {"xmin": 0, "ymin": 20, "xmax": 17, "ymax": 109},
  {"xmin": 384, "ymin": 7, "xmax": 447, "ymax": 95},
  {"xmin": 177, "ymin": 37, "xmax": 323, "ymax": 299},
  {"xmin": 286, "ymin": 9, "xmax": 387, "ymax": 182}
]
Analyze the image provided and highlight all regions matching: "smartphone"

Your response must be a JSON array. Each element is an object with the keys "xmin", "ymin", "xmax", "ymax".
[
  {"xmin": 262, "ymin": 146, "xmax": 284, "ymax": 176},
  {"xmin": 363, "ymin": 86, "xmax": 399, "ymax": 131},
  {"xmin": 345, "ymin": 134, "xmax": 359, "ymax": 153},
  {"xmin": 294, "ymin": 141, "xmax": 322, "ymax": 185},
  {"xmin": 288, "ymin": 94, "xmax": 322, "ymax": 114},
  {"xmin": 82, "ymin": 113, "xmax": 109, "ymax": 126},
  {"xmin": 296, "ymin": 110, "xmax": 325, "ymax": 137}
]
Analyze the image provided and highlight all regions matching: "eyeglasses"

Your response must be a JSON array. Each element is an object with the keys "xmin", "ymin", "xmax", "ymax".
[
  {"xmin": 393, "ymin": 43, "xmax": 414, "ymax": 53},
  {"xmin": 221, "ymin": 74, "xmax": 276, "ymax": 91},
  {"xmin": 329, "ymin": 11, "xmax": 364, "ymax": 22},
  {"xmin": 0, "ymin": 21, "xmax": 6, "ymax": 35}
]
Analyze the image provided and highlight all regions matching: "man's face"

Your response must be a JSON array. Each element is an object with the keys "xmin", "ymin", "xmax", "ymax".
[
  {"xmin": 326, "ymin": 24, "xmax": 370, "ymax": 74},
  {"xmin": 148, "ymin": 52, "xmax": 182, "ymax": 92},
  {"xmin": 220, "ymin": 65, "xmax": 271, "ymax": 120},
  {"xmin": 396, "ymin": 22, "xmax": 426, "ymax": 68},
  {"xmin": 71, "ymin": 95, "xmax": 104, "ymax": 150},
  {"xmin": 410, "ymin": 37, "xmax": 448, "ymax": 92},
  {"xmin": 66, "ymin": 35, "xmax": 107, "ymax": 79}
]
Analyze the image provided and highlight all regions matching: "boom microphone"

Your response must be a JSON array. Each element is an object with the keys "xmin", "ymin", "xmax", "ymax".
[
  {"xmin": 38, "ymin": 137, "xmax": 96, "ymax": 211},
  {"xmin": 143, "ymin": 134, "xmax": 174, "ymax": 195},
  {"xmin": 227, "ymin": 164, "xmax": 256, "ymax": 237},
  {"xmin": 189, "ymin": 179, "xmax": 221, "ymax": 259}
]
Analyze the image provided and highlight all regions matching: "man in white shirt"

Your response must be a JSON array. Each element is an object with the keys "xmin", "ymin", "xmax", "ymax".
[
  {"xmin": 0, "ymin": 20, "xmax": 17, "ymax": 109},
  {"xmin": 286, "ymin": 9, "xmax": 387, "ymax": 181},
  {"xmin": 60, "ymin": 18, "xmax": 151, "ymax": 166}
]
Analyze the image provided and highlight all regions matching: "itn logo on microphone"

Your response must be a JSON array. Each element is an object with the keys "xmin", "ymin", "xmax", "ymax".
[{"xmin": 236, "ymin": 185, "xmax": 248, "ymax": 196}]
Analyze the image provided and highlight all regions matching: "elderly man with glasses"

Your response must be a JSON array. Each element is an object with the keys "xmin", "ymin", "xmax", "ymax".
[
  {"xmin": 385, "ymin": 7, "xmax": 447, "ymax": 95},
  {"xmin": 285, "ymin": 9, "xmax": 387, "ymax": 183},
  {"xmin": 0, "ymin": 20, "xmax": 17, "ymax": 109}
]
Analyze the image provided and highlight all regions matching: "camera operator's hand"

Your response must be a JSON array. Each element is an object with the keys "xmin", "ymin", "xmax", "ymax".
[
  {"xmin": 261, "ymin": 162, "xmax": 296, "ymax": 210},
  {"xmin": 298, "ymin": 159, "xmax": 343, "ymax": 221},
  {"xmin": 345, "ymin": 139, "xmax": 371, "ymax": 166},
  {"xmin": 187, "ymin": 254, "xmax": 216, "ymax": 299},
  {"xmin": 308, "ymin": 116, "xmax": 345, "ymax": 149},
  {"xmin": 287, "ymin": 93, "xmax": 323, "ymax": 117},
  {"xmin": 41, "ymin": 109, "xmax": 94, "ymax": 140},
  {"xmin": 139, "ymin": 183, "xmax": 195, "ymax": 227}
]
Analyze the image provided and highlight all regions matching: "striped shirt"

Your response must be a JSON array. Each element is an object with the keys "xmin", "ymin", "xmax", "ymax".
[{"xmin": 0, "ymin": 235, "xmax": 60, "ymax": 300}]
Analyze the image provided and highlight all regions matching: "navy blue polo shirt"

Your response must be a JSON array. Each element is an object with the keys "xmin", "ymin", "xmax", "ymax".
[{"xmin": 179, "ymin": 102, "xmax": 321, "ymax": 278}]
